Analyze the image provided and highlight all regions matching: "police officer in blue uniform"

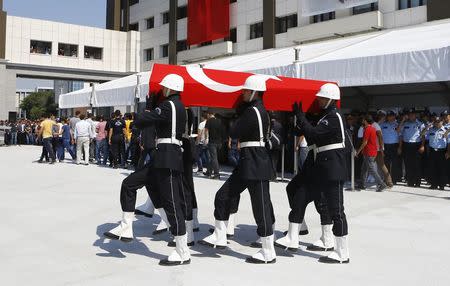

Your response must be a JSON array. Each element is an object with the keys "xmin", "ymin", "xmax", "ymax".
[
  {"xmin": 442, "ymin": 111, "xmax": 450, "ymax": 187},
  {"xmin": 380, "ymin": 111, "xmax": 401, "ymax": 184},
  {"xmin": 398, "ymin": 108, "xmax": 425, "ymax": 187},
  {"xmin": 422, "ymin": 117, "xmax": 448, "ymax": 190},
  {"xmin": 200, "ymin": 75, "xmax": 277, "ymax": 264}
]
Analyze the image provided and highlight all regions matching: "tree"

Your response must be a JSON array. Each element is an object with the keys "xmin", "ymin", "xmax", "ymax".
[{"xmin": 20, "ymin": 91, "xmax": 57, "ymax": 120}]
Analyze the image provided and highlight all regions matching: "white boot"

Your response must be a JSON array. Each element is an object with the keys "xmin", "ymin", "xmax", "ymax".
[
  {"xmin": 299, "ymin": 219, "xmax": 309, "ymax": 235},
  {"xmin": 193, "ymin": 208, "xmax": 200, "ymax": 232},
  {"xmin": 319, "ymin": 236, "xmax": 349, "ymax": 264},
  {"xmin": 103, "ymin": 212, "xmax": 134, "ymax": 242},
  {"xmin": 251, "ymin": 223, "xmax": 275, "ymax": 248},
  {"xmin": 226, "ymin": 213, "xmax": 236, "ymax": 237},
  {"xmin": 135, "ymin": 197, "xmax": 154, "ymax": 217},
  {"xmin": 307, "ymin": 224, "xmax": 334, "ymax": 251},
  {"xmin": 160, "ymin": 234, "xmax": 191, "ymax": 266},
  {"xmin": 275, "ymin": 223, "xmax": 300, "ymax": 251},
  {"xmin": 199, "ymin": 220, "xmax": 227, "ymax": 249},
  {"xmin": 246, "ymin": 235, "xmax": 276, "ymax": 264},
  {"xmin": 167, "ymin": 220, "xmax": 195, "ymax": 247},
  {"xmin": 153, "ymin": 208, "xmax": 170, "ymax": 235}
]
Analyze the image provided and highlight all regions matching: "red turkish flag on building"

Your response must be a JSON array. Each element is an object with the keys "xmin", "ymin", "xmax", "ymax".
[
  {"xmin": 149, "ymin": 64, "xmax": 334, "ymax": 113},
  {"xmin": 187, "ymin": 0, "xmax": 230, "ymax": 45}
]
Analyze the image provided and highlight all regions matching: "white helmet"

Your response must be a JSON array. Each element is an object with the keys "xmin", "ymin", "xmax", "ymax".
[
  {"xmin": 159, "ymin": 74, "xmax": 184, "ymax": 92},
  {"xmin": 242, "ymin": 75, "xmax": 267, "ymax": 92},
  {"xmin": 316, "ymin": 83, "xmax": 340, "ymax": 100}
]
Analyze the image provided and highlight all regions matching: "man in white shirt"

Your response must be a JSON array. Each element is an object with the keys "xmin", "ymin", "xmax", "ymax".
[
  {"xmin": 74, "ymin": 114, "xmax": 94, "ymax": 165},
  {"xmin": 195, "ymin": 112, "xmax": 209, "ymax": 173},
  {"xmin": 85, "ymin": 113, "xmax": 98, "ymax": 162}
]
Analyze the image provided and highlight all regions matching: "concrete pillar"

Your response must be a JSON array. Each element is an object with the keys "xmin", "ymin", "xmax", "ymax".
[
  {"xmin": 428, "ymin": 0, "xmax": 450, "ymax": 21},
  {"xmin": 0, "ymin": 0, "xmax": 6, "ymax": 59},
  {"xmin": 169, "ymin": 0, "xmax": 178, "ymax": 65},
  {"xmin": 0, "ymin": 63, "xmax": 17, "ymax": 120},
  {"xmin": 263, "ymin": 0, "xmax": 276, "ymax": 49}
]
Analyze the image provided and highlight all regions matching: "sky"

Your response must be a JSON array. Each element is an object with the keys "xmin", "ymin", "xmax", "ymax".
[
  {"xmin": 4, "ymin": 0, "xmax": 106, "ymax": 28},
  {"xmin": 4, "ymin": 0, "xmax": 107, "ymax": 89}
]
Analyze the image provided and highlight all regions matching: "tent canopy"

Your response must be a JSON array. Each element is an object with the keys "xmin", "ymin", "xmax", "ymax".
[{"xmin": 59, "ymin": 19, "xmax": 450, "ymax": 109}]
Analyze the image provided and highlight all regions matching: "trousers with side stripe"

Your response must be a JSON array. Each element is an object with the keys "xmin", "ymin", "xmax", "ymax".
[
  {"xmin": 213, "ymin": 171, "xmax": 274, "ymax": 237},
  {"xmin": 155, "ymin": 168, "xmax": 186, "ymax": 236}
]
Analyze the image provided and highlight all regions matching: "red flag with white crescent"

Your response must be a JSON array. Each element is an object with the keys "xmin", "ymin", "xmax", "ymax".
[{"xmin": 149, "ymin": 64, "xmax": 336, "ymax": 112}]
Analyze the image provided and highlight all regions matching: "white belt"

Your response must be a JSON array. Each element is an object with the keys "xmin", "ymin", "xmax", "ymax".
[
  {"xmin": 240, "ymin": 141, "xmax": 265, "ymax": 148},
  {"xmin": 316, "ymin": 143, "xmax": 345, "ymax": 153},
  {"xmin": 156, "ymin": 138, "xmax": 182, "ymax": 146}
]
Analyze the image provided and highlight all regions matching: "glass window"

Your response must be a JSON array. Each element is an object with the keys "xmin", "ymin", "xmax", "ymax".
[
  {"xmin": 399, "ymin": 0, "xmax": 427, "ymax": 10},
  {"xmin": 250, "ymin": 22, "xmax": 263, "ymax": 39},
  {"xmin": 161, "ymin": 44, "xmax": 169, "ymax": 58},
  {"xmin": 145, "ymin": 48, "xmax": 154, "ymax": 61},
  {"xmin": 30, "ymin": 40, "xmax": 52, "ymax": 55},
  {"xmin": 353, "ymin": 2, "xmax": 378, "ymax": 15},
  {"xmin": 58, "ymin": 43, "xmax": 78, "ymax": 57},
  {"xmin": 84, "ymin": 46, "xmax": 103, "ymax": 60},
  {"xmin": 225, "ymin": 28, "xmax": 237, "ymax": 43},
  {"xmin": 129, "ymin": 0, "xmax": 139, "ymax": 6},
  {"xmin": 129, "ymin": 22, "xmax": 139, "ymax": 31},
  {"xmin": 177, "ymin": 40, "xmax": 188, "ymax": 52},
  {"xmin": 312, "ymin": 12, "xmax": 335, "ymax": 23},
  {"xmin": 162, "ymin": 11, "xmax": 170, "ymax": 24},
  {"xmin": 146, "ymin": 17, "xmax": 154, "ymax": 29},
  {"xmin": 276, "ymin": 14, "xmax": 298, "ymax": 34},
  {"xmin": 177, "ymin": 6, "xmax": 187, "ymax": 20}
]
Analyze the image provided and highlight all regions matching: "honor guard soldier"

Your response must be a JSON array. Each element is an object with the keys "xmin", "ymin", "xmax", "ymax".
[
  {"xmin": 281, "ymin": 83, "xmax": 350, "ymax": 264},
  {"xmin": 422, "ymin": 117, "xmax": 448, "ymax": 190},
  {"xmin": 398, "ymin": 108, "xmax": 425, "ymax": 187},
  {"xmin": 199, "ymin": 75, "xmax": 277, "ymax": 264},
  {"xmin": 380, "ymin": 111, "xmax": 402, "ymax": 185}
]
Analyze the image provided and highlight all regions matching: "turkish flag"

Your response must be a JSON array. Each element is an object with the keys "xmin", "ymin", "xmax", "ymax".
[
  {"xmin": 149, "ymin": 64, "xmax": 335, "ymax": 112},
  {"xmin": 187, "ymin": 0, "xmax": 230, "ymax": 45}
]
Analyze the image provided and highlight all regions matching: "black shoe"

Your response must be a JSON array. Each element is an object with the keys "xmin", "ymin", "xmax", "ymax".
[
  {"xmin": 198, "ymin": 240, "xmax": 227, "ymax": 249},
  {"xmin": 103, "ymin": 232, "xmax": 133, "ymax": 243},
  {"xmin": 376, "ymin": 185, "xmax": 387, "ymax": 192},
  {"xmin": 429, "ymin": 185, "xmax": 438, "ymax": 190},
  {"xmin": 167, "ymin": 241, "xmax": 195, "ymax": 247},
  {"xmin": 245, "ymin": 257, "xmax": 276, "ymax": 264},
  {"xmin": 306, "ymin": 244, "xmax": 334, "ymax": 251},
  {"xmin": 134, "ymin": 209, "xmax": 153, "ymax": 218},
  {"xmin": 193, "ymin": 227, "xmax": 200, "ymax": 232},
  {"xmin": 203, "ymin": 171, "xmax": 211, "ymax": 177},
  {"xmin": 37, "ymin": 160, "xmax": 44, "ymax": 163},
  {"xmin": 274, "ymin": 242, "xmax": 298, "ymax": 252},
  {"xmin": 212, "ymin": 174, "xmax": 221, "ymax": 180},
  {"xmin": 283, "ymin": 230, "xmax": 309, "ymax": 236},
  {"xmin": 152, "ymin": 228, "xmax": 168, "ymax": 235},
  {"xmin": 159, "ymin": 259, "xmax": 191, "ymax": 266},
  {"xmin": 439, "ymin": 186, "xmax": 445, "ymax": 191},
  {"xmin": 249, "ymin": 242, "xmax": 262, "ymax": 248},
  {"xmin": 49, "ymin": 160, "xmax": 55, "ymax": 165},
  {"xmin": 208, "ymin": 227, "xmax": 233, "ymax": 238},
  {"xmin": 318, "ymin": 256, "xmax": 349, "ymax": 264},
  {"xmin": 356, "ymin": 185, "xmax": 366, "ymax": 191},
  {"xmin": 113, "ymin": 165, "xmax": 118, "ymax": 169}
]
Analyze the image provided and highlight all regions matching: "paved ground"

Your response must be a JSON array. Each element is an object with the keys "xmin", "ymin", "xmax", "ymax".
[{"xmin": 1, "ymin": 145, "xmax": 449, "ymax": 286}]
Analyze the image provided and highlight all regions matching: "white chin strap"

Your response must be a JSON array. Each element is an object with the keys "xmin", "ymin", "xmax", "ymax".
[
  {"xmin": 324, "ymin": 99, "xmax": 333, "ymax": 109},
  {"xmin": 249, "ymin": 91, "xmax": 257, "ymax": 102},
  {"xmin": 164, "ymin": 88, "xmax": 171, "ymax": 97}
]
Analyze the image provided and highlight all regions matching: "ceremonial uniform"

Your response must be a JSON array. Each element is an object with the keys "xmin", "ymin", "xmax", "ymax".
[
  {"xmin": 399, "ymin": 118, "xmax": 425, "ymax": 187},
  {"xmin": 380, "ymin": 117, "xmax": 401, "ymax": 184}
]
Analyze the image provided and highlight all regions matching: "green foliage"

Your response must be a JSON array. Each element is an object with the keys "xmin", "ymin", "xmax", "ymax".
[{"xmin": 19, "ymin": 91, "xmax": 57, "ymax": 120}]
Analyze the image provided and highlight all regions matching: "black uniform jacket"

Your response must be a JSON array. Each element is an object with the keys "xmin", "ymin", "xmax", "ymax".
[
  {"xmin": 231, "ymin": 99, "xmax": 275, "ymax": 181},
  {"xmin": 134, "ymin": 94, "xmax": 186, "ymax": 172},
  {"xmin": 296, "ymin": 105, "xmax": 348, "ymax": 182}
]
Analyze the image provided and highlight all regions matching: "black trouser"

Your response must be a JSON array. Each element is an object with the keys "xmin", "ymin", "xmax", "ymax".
[
  {"xmin": 428, "ymin": 149, "xmax": 448, "ymax": 188},
  {"xmin": 403, "ymin": 142, "xmax": 422, "ymax": 186},
  {"xmin": 270, "ymin": 149, "xmax": 280, "ymax": 174},
  {"xmin": 213, "ymin": 171, "xmax": 274, "ymax": 237},
  {"xmin": 207, "ymin": 143, "xmax": 221, "ymax": 175},
  {"xmin": 384, "ymin": 143, "xmax": 402, "ymax": 183},
  {"xmin": 42, "ymin": 137, "xmax": 56, "ymax": 161},
  {"xmin": 286, "ymin": 174, "xmax": 332, "ymax": 226},
  {"xmin": 137, "ymin": 148, "xmax": 155, "ymax": 170},
  {"xmin": 120, "ymin": 166, "xmax": 162, "ymax": 212},
  {"xmin": 182, "ymin": 138, "xmax": 196, "ymax": 220},
  {"xmin": 111, "ymin": 135, "xmax": 125, "ymax": 167},
  {"xmin": 154, "ymin": 168, "xmax": 186, "ymax": 236}
]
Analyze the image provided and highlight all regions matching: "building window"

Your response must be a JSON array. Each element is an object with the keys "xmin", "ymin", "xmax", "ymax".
[
  {"xmin": 58, "ymin": 43, "xmax": 78, "ymax": 57},
  {"xmin": 30, "ymin": 40, "xmax": 52, "ymax": 55},
  {"xmin": 250, "ymin": 22, "xmax": 263, "ymax": 39},
  {"xmin": 146, "ymin": 17, "xmax": 154, "ymax": 29},
  {"xmin": 312, "ymin": 12, "xmax": 336, "ymax": 23},
  {"xmin": 225, "ymin": 28, "xmax": 237, "ymax": 43},
  {"xmin": 177, "ymin": 6, "xmax": 187, "ymax": 20},
  {"xmin": 177, "ymin": 40, "xmax": 188, "ymax": 52},
  {"xmin": 129, "ymin": 0, "xmax": 139, "ymax": 5},
  {"xmin": 162, "ymin": 11, "xmax": 170, "ymax": 24},
  {"xmin": 161, "ymin": 44, "xmax": 169, "ymax": 58},
  {"xmin": 276, "ymin": 14, "xmax": 298, "ymax": 34},
  {"xmin": 145, "ymin": 48, "xmax": 154, "ymax": 61},
  {"xmin": 353, "ymin": 2, "xmax": 378, "ymax": 15},
  {"xmin": 84, "ymin": 46, "xmax": 103, "ymax": 60},
  {"xmin": 129, "ymin": 22, "xmax": 139, "ymax": 31},
  {"xmin": 399, "ymin": 0, "xmax": 427, "ymax": 9}
]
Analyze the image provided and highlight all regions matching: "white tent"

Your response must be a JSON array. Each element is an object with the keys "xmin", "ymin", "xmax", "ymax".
[{"xmin": 59, "ymin": 19, "xmax": 450, "ymax": 109}]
